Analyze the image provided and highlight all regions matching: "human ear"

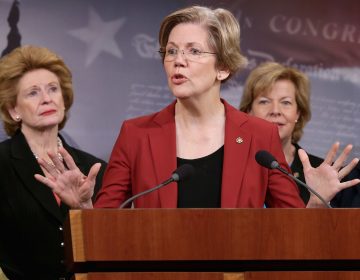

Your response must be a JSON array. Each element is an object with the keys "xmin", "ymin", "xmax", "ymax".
[
  {"xmin": 217, "ymin": 69, "xmax": 230, "ymax": 81},
  {"xmin": 8, "ymin": 107, "xmax": 21, "ymax": 122}
]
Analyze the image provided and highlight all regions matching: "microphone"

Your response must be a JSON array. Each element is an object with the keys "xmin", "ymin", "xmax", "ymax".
[
  {"xmin": 119, "ymin": 164, "xmax": 195, "ymax": 208},
  {"xmin": 255, "ymin": 150, "xmax": 331, "ymax": 208}
]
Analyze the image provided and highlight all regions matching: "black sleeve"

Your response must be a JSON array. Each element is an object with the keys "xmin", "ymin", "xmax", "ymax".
[{"xmin": 331, "ymin": 163, "xmax": 360, "ymax": 208}]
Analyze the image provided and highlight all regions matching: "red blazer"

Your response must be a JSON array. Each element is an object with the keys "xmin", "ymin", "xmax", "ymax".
[{"xmin": 95, "ymin": 100, "xmax": 305, "ymax": 208}]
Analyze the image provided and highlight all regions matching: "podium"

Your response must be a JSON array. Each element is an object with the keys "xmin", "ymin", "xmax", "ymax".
[{"xmin": 64, "ymin": 209, "xmax": 360, "ymax": 279}]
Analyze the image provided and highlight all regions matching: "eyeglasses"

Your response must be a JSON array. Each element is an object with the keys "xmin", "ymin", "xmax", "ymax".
[{"xmin": 158, "ymin": 47, "xmax": 216, "ymax": 62}]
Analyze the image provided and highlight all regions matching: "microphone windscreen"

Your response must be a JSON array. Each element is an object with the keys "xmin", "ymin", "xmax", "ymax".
[
  {"xmin": 171, "ymin": 164, "xmax": 195, "ymax": 182},
  {"xmin": 255, "ymin": 150, "xmax": 279, "ymax": 169}
]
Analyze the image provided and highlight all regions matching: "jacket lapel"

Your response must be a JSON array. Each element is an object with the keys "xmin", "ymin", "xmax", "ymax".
[
  {"xmin": 221, "ymin": 101, "xmax": 252, "ymax": 208},
  {"xmin": 148, "ymin": 102, "xmax": 178, "ymax": 208},
  {"xmin": 11, "ymin": 132, "xmax": 65, "ymax": 223},
  {"xmin": 146, "ymin": 100, "xmax": 254, "ymax": 208}
]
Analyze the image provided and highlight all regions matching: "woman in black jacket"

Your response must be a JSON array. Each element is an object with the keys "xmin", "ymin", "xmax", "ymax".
[{"xmin": 0, "ymin": 45, "xmax": 106, "ymax": 279}]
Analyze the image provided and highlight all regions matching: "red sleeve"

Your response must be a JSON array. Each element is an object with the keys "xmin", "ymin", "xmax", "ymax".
[{"xmin": 94, "ymin": 122, "xmax": 132, "ymax": 208}]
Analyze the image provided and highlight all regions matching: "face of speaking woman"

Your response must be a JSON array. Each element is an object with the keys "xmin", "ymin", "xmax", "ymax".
[
  {"xmin": 8, "ymin": 68, "xmax": 65, "ymax": 134},
  {"xmin": 162, "ymin": 22, "xmax": 229, "ymax": 101}
]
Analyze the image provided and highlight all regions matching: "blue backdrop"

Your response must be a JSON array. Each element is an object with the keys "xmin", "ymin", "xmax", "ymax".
[{"xmin": 0, "ymin": 0, "xmax": 359, "ymax": 162}]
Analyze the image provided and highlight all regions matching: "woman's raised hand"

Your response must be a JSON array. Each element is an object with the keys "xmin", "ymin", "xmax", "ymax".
[
  {"xmin": 34, "ymin": 146, "xmax": 101, "ymax": 209},
  {"xmin": 300, "ymin": 142, "xmax": 360, "ymax": 207}
]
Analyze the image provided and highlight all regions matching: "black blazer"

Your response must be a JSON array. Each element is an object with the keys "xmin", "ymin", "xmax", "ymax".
[
  {"xmin": 291, "ymin": 143, "xmax": 323, "ymax": 204},
  {"xmin": 331, "ymin": 162, "xmax": 360, "ymax": 207},
  {"xmin": 0, "ymin": 131, "xmax": 106, "ymax": 279}
]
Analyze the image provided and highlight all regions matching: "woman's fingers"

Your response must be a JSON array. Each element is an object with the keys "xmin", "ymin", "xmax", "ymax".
[
  {"xmin": 298, "ymin": 149, "xmax": 311, "ymax": 171},
  {"xmin": 33, "ymin": 150, "xmax": 100, "ymax": 209},
  {"xmin": 34, "ymin": 173, "xmax": 56, "ymax": 189},
  {"xmin": 88, "ymin": 163, "xmax": 102, "ymax": 182},
  {"xmin": 48, "ymin": 150, "xmax": 67, "ymax": 173},
  {"xmin": 338, "ymin": 158, "xmax": 359, "ymax": 180},
  {"xmin": 58, "ymin": 147, "xmax": 78, "ymax": 170},
  {"xmin": 323, "ymin": 142, "xmax": 339, "ymax": 165},
  {"xmin": 338, "ymin": 178, "xmax": 360, "ymax": 191},
  {"xmin": 332, "ymin": 144, "xmax": 353, "ymax": 171},
  {"xmin": 37, "ymin": 157, "xmax": 59, "ymax": 177}
]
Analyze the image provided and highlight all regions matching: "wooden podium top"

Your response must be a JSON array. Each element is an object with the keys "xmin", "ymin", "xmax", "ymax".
[{"xmin": 64, "ymin": 208, "xmax": 360, "ymax": 272}]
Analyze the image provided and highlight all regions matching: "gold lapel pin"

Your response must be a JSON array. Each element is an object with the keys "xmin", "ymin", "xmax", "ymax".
[{"xmin": 236, "ymin": 137, "xmax": 243, "ymax": 144}]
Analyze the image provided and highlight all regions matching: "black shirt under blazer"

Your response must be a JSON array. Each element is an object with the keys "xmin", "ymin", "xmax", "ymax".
[
  {"xmin": 0, "ymin": 131, "xmax": 106, "ymax": 279},
  {"xmin": 291, "ymin": 143, "xmax": 323, "ymax": 204}
]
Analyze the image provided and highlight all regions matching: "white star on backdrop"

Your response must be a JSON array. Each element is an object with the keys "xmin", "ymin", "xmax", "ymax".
[{"xmin": 68, "ymin": 6, "xmax": 125, "ymax": 66}]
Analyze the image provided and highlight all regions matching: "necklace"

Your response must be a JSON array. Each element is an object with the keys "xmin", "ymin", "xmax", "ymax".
[{"xmin": 32, "ymin": 136, "xmax": 64, "ymax": 166}]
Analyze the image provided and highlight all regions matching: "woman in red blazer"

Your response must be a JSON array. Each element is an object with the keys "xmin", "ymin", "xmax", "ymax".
[
  {"xmin": 36, "ymin": 6, "xmax": 359, "ymax": 209},
  {"xmin": 94, "ymin": 99, "xmax": 303, "ymax": 208}
]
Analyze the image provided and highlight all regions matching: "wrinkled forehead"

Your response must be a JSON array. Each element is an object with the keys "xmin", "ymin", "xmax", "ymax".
[
  {"xmin": 17, "ymin": 69, "xmax": 60, "ymax": 93},
  {"xmin": 167, "ymin": 23, "xmax": 210, "ymax": 48}
]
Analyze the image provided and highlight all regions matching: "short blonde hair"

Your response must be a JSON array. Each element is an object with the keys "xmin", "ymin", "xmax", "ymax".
[
  {"xmin": 240, "ymin": 62, "xmax": 311, "ymax": 143},
  {"xmin": 158, "ymin": 5, "xmax": 248, "ymax": 82},
  {"xmin": 0, "ymin": 45, "xmax": 73, "ymax": 136}
]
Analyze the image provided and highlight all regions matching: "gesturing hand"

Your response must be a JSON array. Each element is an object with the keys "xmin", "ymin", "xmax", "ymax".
[
  {"xmin": 34, "ymin": 147, "xmax": 101, "ymax": 209},
  {"xmin": 299, "ymin": 142, "xmax": 360, "ymax": 207}
]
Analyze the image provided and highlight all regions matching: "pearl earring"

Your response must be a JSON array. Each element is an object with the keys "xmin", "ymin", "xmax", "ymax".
[{"xmin": 15, "ymin": 116, "xmax": 21, "ymax": 122}]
